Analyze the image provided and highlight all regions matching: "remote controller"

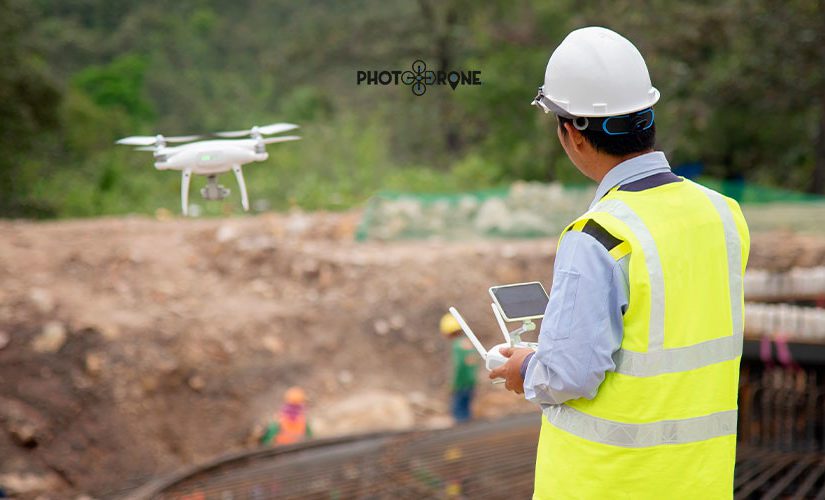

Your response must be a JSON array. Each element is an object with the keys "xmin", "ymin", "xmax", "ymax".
[
  {"xmin": 448, "ymin": 307, "xmax": 537, "ymax": 379},
  {"xmin": 486, "ymin": 342, "xmax": 538, "ymax": 370}
]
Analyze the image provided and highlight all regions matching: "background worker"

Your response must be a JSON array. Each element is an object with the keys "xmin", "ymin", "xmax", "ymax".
[
  {"xmin": 260, "ymin": 386, "xmax": 312, "ymax": 446},
  {"xmin": 440, "ymin": 313, "xmax": 478, "ymax": 423},
  {"xmin": 490, "ymin": 26, "xmax": 750, "ymax": 498}
]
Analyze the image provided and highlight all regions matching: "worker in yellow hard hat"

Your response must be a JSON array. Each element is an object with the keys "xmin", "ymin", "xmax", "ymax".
[
  {"xmin": 260, "ymin": 386, "xmax": 312, "ymax": 446},
  {"xmin": 440, "ymin": 313, "xmax": 478, "ymax": 423}
]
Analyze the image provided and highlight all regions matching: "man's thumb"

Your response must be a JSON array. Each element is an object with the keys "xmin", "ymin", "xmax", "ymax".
[{"xmin": 499, "ymin": 346, "xmax": 513, "ymax": 357}]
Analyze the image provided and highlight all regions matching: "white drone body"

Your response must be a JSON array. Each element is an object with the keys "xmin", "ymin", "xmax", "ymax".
[{"xmin": 116, "ymin": 123, "xmax": 301, "ymax": 216}]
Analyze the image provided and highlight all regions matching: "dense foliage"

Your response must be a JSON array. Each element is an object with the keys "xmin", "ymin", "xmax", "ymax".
[{"xmin": 2, "ymin": 0, "xmax": 824, "ymax": 217}]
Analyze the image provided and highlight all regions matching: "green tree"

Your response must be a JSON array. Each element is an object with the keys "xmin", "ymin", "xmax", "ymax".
[
  {"xmin": 0, "ymin": 0, "xmax": 62, "ymax": 216},
  {"xmin": 72, "ymin": 54, "xmax": 155, "ymax": 124},
  {"xmin": 576, "ymin": 0, "xmax": 825, "ymax": 193}
]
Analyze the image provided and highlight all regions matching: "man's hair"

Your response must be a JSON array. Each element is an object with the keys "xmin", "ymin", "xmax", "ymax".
[{"xmin": 557, "ymin": 116, "xmax": 655, "ymax": 157}]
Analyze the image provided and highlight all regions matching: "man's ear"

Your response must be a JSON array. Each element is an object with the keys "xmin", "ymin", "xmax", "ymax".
[{"xmin": 563, "ymin": 122, "xmax": 587, "ymax": 153}]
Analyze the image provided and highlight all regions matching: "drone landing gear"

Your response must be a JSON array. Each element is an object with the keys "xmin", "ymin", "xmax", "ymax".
[
  {"xmin": 179, "ymin": 165, "xmax": 251, "ymax": 216},
  {"xmin": 181, "ymin": 169, "xmax": 192, "ymax": 216},
  {"xmin": 231, "ymin": 165, "xmax": 250, "ymax": 211}
]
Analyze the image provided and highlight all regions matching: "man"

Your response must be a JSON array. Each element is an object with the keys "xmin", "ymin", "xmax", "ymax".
[
  {"xmin": 440, "ymin": 313, "xmax": 478, "ymax": 423},
  {"xmin": 260, "ymin": 386, "xmax": 312, "ymax": 446},
  {"xmin": 490, "ymin": 27, "xmax": 750, "ymax": 498}
]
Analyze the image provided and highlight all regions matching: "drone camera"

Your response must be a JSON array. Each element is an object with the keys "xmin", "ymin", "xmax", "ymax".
[{"xmin": 201, "ymin": 175, "xmax": 231, "ymax": 201}]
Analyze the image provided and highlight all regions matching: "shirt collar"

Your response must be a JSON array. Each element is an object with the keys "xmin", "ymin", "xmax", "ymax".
[{"xmin": 590, "ymin": 151, "xmax": 671, "ymax": 208}]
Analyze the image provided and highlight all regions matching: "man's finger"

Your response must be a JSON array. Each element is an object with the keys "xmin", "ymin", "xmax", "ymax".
[
  {"xmin": 499, "ymin": 346, "xmax": 514, "ymax": 357},
  {"xmin": 489, "ymin": 366, "xmax": 505, "ymax": 379}
]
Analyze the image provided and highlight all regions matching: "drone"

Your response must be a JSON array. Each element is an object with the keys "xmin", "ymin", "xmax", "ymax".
[{"xmin": 116, "ymin": 123, "xmax": 301, "ymax": 216}]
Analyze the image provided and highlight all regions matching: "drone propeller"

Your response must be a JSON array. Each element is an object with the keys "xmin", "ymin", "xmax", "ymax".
[
  {"xmin": 261, "ymin": 135, "xmax": 302, "ymax": 144},
  {"xmin": 214, "ymin": 123, "xmax": 299, "ymax": 138},
  {"xmin": 132, "ymin": 146, "xmax": 181, "ymax": 155},
  {"xmin": 116, "ymin": 135, "xmax": 201, "ymax": 146}
]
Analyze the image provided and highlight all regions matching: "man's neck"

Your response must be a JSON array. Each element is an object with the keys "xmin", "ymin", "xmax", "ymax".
[{"xmin": 592, "ymin": 149, "xmax": 654, "ymax": 182}]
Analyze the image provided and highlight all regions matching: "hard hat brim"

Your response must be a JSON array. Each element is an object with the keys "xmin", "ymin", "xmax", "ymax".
[
  {"xmin": 532, "ymin": 90, "xmax": 576, "ymax": 119},
  {"xmin": 536, "ymin": 88, "xmax": 661, "ymax": 118}
]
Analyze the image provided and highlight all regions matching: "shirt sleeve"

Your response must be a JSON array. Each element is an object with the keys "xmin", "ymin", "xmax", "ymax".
[{"xmin": 523, "ymin": 230, "xmax": 629, "ymax": 406}]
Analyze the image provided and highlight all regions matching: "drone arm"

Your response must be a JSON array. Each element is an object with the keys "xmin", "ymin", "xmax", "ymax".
[
  {"xmin": 181, "ymin": 169, "xmax": 192, "ymax": 216},
  {"xmin": 232, "ymin": 164, "xmax": 249, "ymax": 211}
]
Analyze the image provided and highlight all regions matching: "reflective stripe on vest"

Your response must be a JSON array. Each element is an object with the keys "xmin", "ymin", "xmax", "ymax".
[
  {"xmin": 585, "ymin": 186, "xmax": 743, "ymax": 378},
  {"xmin": 543, "ymin": 405, "xmax": 738, "ymax": 448},
  {"xmin": 695, "ymin": 184, "xmax": 744, "ymax": 339}
]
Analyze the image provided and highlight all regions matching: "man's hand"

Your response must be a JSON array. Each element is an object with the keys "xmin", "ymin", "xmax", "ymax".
[{"xmin": 488, "ymin": 347, "xmax": 533, "ymax": 394}]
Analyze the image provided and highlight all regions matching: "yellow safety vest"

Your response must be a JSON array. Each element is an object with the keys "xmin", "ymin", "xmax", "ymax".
[{"xmin": 534, "ymin": 178, "xmax": 749, "ymax": 499}]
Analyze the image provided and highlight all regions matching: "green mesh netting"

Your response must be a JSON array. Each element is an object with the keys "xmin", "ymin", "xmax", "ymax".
[
  {"xmin": 700, "ymin": 178, "xmax": 825, "ymax": 204},
  {"xmin": 356, "ymin": 180, "xmax": 825, "ymax": 241}
]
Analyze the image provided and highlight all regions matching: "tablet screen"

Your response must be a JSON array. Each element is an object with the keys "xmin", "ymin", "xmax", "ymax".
[{"xmin": 490, "ymin": 282, "xmax": 549, "ymax": 321}]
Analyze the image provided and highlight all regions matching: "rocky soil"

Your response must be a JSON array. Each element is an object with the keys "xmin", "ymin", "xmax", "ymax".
[
  {"xmin": 1, "ymin": 212, "xmax": 824, "ymax": 498},
  {"xmin": 0, "ymin": 212, "xmax": 549, "ymax": 498}
]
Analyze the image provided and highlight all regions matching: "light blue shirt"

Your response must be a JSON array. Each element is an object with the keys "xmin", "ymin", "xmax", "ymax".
[{"xmin": 523, "ymin": 151, "xmax": 672, "ymax": 405}]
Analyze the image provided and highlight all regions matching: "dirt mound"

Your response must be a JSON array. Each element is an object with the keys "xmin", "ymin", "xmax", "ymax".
[
  {"xmin": 0, "ymin": 213, "xmax": 543, "ymax": 498},
  {"xmin": 2, "ymin": 213, "xmax": 824, "ymax": 498}
]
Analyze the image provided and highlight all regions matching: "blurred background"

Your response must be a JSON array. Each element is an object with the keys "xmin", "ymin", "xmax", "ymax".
[
  {"xmin": 3, "ymin": 0, "xmax": 825, "ymax": 499},
  {"xmin": 4, "ymin": 0, "xmax": 825, "ymax": 218}
]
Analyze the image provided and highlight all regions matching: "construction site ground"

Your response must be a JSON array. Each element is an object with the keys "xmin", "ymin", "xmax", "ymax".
[{"xmin": 2, "ymin": 212, "xmax": 825, "ymax": 498}]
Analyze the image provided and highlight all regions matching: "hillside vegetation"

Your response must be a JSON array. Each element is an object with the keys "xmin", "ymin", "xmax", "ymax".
[{"xmin": 3, "ymin": 0, "xmax": 825, "ymax": 217}]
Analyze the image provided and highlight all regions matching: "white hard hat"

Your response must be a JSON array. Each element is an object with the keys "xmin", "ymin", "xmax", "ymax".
[{"xmin": 532, "ymin": 27, "xmax": 659, "ymax": 118}]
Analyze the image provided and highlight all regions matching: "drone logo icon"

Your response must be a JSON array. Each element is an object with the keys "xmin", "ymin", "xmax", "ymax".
[
  {"xmin": 357, "ymin": 60, "xmax": 481, "ymax": 96},
  {"xmin": 405, "ymin": 59, "xmax": 429, "ymax": 96}
]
